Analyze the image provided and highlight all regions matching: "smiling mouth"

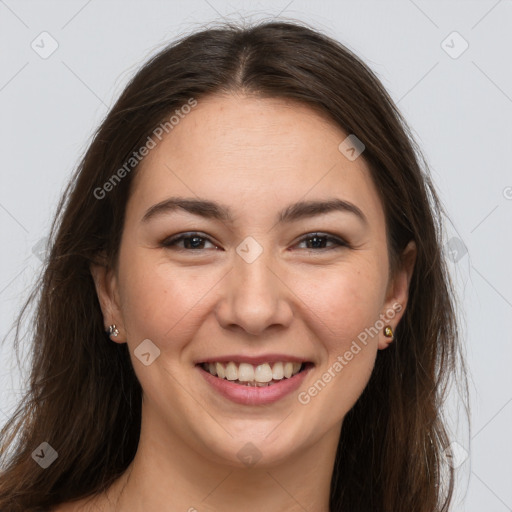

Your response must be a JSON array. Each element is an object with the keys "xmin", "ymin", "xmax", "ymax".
[{"xmin": 198, "ymin": 361, "xmax": 313, "ymax": 387}]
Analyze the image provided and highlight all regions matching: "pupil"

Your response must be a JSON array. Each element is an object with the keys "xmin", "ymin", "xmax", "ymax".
[
  {"xmin": 186, "ymin": 236, "xmax": 203, "ymax": 249},
  {"xmin": 308, "ymin": 236, "xmax": 325, "ymax": 249}
]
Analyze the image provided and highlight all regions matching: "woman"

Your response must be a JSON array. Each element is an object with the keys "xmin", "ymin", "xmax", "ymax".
[{"xmin": 0, "ymin": 19, "xmax": 466, "ymax": 512}]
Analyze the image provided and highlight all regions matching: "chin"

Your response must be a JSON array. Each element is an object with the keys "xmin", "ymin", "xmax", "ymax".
[{"xmin": 196, "ymin": 421, "xmax": 314, "ymax": 470}]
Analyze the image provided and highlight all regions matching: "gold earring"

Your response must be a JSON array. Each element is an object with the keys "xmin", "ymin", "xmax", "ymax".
[{"xmin": 383, "ymin": 325, "xmax": 394, "ymax": 341}]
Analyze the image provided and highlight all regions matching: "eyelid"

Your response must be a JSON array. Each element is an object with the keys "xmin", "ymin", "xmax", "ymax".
[
  {"xmin": 294, "ymin": 232, "xmax": 349, "ymax": 250},
  {"xmin": 161, "ymin": 231, "xmax": 350, "ymax": 251},
  {"xmin": 161, "ymin": 232, "xmax": 220, "ymax": 250}
]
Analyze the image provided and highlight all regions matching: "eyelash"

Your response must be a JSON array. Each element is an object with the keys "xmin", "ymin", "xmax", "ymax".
[{"xmin": 161, "ymin": 232, "xmax": 349, "ymax": 252}]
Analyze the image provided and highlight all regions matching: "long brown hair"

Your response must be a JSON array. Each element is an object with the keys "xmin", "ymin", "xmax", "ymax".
[{"xmin": 0, "ymin": 19, "xmax": 467, "ymax": 512}]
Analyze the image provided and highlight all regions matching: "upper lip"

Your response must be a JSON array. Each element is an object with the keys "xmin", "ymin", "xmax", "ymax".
[{"xmin": 196, "ymin": 354, "xmax": 312, "ymax": 365}]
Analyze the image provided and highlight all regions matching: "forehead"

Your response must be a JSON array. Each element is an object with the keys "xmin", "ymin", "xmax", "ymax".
[{"xmin": 128, "ymin": 93, "xmax": 385, "ymax": 228}]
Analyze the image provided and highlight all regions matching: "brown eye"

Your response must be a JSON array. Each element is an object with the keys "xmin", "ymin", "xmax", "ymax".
[
  {"xmin": 161, "ymin": 233, "xmax": 219, "ymax": 250},
  {"xmin": 296, "ymin": 233, "xmax": 349, "ymax": 251}
]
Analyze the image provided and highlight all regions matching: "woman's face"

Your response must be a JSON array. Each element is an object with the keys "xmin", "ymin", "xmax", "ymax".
[{"xmin": 93, "ymin": 93, "xmax": 414, "ymax": 468}]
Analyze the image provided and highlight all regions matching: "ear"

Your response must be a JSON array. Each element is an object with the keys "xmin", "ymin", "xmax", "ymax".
[
  {"xmin": 378, "ymin": 240, "xmax": 417, "ymax": 350},
  {"xmin": 90, "ymin": 258, "xmax": 125, "ymax": 344}
]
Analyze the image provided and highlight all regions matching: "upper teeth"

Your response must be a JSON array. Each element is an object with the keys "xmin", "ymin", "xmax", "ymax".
[{"xmin": 204, "ymin": 361, "xmax": 302, "ymax": 382}]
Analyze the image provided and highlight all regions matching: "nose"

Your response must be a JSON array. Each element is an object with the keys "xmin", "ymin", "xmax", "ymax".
[{"xmin": 214, "ymin": 250, "xmax": 294, "ymax": 336}]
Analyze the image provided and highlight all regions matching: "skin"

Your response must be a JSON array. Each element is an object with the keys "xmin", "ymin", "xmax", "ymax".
[{"xmin": 59, "ymin": 93, "xmax": 416, "ymax": 511}]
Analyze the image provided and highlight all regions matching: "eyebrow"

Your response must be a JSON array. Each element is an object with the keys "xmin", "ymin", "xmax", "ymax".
[{"xmin": 141, "ymin": 197, "xmax": 368, "ymax": 226}]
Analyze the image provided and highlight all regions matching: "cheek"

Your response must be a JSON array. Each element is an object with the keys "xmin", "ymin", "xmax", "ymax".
[
  {"xmin": 295, "ymin": 262, "xmax": 384, "ymax": 413},
  {"xmin": 117, "ymin": 248, "xmax": 217, "ymax": 351},
  {"xmin": 299, "ymin": 261, "xmax": 386, "ymax": 347}
]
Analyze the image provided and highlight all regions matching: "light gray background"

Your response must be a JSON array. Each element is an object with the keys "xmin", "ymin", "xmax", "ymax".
[{"xmin": 1, "ymin": 1, "xmax": 511, "ymax": 510}]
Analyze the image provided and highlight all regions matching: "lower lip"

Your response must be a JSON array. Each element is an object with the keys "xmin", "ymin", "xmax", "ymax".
[{"xmin": 197, "ymin": 364, "xmax": 312, "ymax": 405}]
